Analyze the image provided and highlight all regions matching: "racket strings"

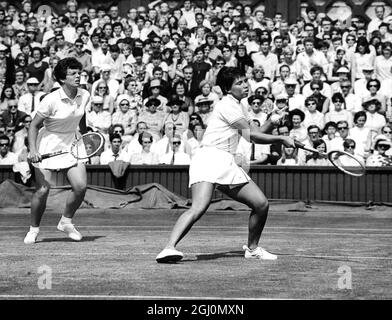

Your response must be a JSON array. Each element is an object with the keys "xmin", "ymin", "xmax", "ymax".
[
  {"xmin": 71, "ymin": 133, "xmax": 104, "ymax": 159},
  {"xmin": 328, "ymin": 151, "xmax": 366, "ymax": 176}
]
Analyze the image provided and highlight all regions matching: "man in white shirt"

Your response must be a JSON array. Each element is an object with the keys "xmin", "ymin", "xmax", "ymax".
[
  {"xmin": 0, "ymin": 135, "xmax": 18, "ymax": 165},
  {"xmin": 17, "ymin": 77, "xmax": 45, "ymax": 116},
  {"xmin": 251, "ymin": 38, "xmax": 279, "ymax": 80},
  {"xmin": 100, "ymin": 133, "xmax": 129, "ymax": 165},
  {"xmin": 159, "ymin": 134, "xmax": 191, "ymax": 165},
  {"xmin": 340, "ymin": 80, "xmax": 363, "ymax": 115},
  {"xmin": 284, "ymin": 78, "xmax": 306, "ymax": 111},
  {"xmin": 367, "ymin": 5, "xmax": 386, "ymax": 35},
  {"xmin": 296, "ymin": 37, "xmax": 329, "ymax": 82}
]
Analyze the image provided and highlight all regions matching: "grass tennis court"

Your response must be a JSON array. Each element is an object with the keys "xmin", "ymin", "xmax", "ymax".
[{"xmin": 1, "ymin": 203, "xmax": 391, "ymax": 300}]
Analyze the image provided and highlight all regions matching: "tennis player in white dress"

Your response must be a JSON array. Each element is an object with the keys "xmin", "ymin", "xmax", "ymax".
[
  {"xmin": 24, "ymin": 57, "xmax": 90, "ymax": 244},
  {"xmin": 156, "ymin": 67, "xmax": 296, "ymax": 263}
]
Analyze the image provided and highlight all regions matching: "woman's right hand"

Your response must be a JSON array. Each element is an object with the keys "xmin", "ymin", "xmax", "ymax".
[{"xmin": 28, "ymin": 152, "xmax": 42, "ymax": 163}]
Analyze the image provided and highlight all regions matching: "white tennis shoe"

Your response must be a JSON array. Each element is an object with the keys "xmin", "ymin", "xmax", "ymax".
[
  {"xmin": 24, "ymin": 230, "xmax": 39, "ymax": 244},
  {"xmin": 243, "ymin": 245, "xmax": 277, "ymax": 260},
  {"xmin": 57, "ymin": 222, "xmax": 83, "ymax": 241},
  {"xmin": 156, "ymin": 248, "xmax": 184, "ymax": 263}
]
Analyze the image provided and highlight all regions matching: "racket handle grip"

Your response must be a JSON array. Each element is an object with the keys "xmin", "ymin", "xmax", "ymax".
[
  {"xmin": 40, "ymin": 150, "xmax": 65, "ymax": 159},
  {"xmin": 294, "ymin": 140, "xmax": 305, "ymax": 148}
]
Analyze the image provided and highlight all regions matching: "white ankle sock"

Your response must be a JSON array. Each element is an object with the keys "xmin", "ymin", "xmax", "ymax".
[
  {"xmin": 30, "ymin": 226, "xmax": 39, "ymax": 233},
  {"xmin": 60, "ymin": 216, "xmax": 72, "ymax": 224}
]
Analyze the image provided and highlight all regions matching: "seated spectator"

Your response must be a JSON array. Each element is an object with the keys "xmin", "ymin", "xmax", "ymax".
[
  {"xmin": 138, "ymin": 97, "xmax": 165, "ymax": 141},
  {"xmin": 86, "ymin": 96, "xmax": 111, "ymax": 135},
  {"xmin": 349, "ymin": 111, "xmax": 372, "ymax": 158},
  {"xmin": 100, "ymin": 133, "xmax": 129, "ymax": 164},
  {"xmin": 160, "ymin": 133, "xmax": 191, "ymax": 165},
  {"xmin": 269, "ymin": 124, "xmax": 290, "ymax": 165},
  {"xmin": 12, "ymin": 69, "xmax": 29, "ymax": 99},
  {"xmin": 185, "ymin": 122, "xmax": 205, "ymax": 157},
  {"xmin": 172, "ymin": 80, "xmax": 194, "ymax": 115},
  {"xmin": 276, "ymin": 145, "xmax": 303, "ymax": 165},
  {"xmin": 2, "ymin": 100, "xmax": 27, "ymax": 132},
  {"xmin": 366, "ymin": 135, "xmax": 392, "ymax": 166},
  {"xmin": 303, "ymin": 96, "xmax": 324, "ymax": 130},
  {"xmin": 117, "ymin": 77, "xmax": 143, "ymax": 114},
  {"xmin": 247, "ymin": 94, "xmax": 268, "ymax": 126},
  {"xmin": 129, "ymin": 132, "xmax": 159, "ymax": 165},
  {"xmin": 12, "ymin": 114, "xmax": 31, "ymax": 156},
  {"xmin": 142, "ymin": 79, "xmax": 168, "ymax": 113},
  {"xmin": 85, "ymin": 140, "xmax": 101, "ymax": 165},
  {"xmin": 362, "ymin": 99, "xmax": 386, "ymax": 133},
  {"xmin": 0, "ymin": 134, "xmax": 18, "ymax": 164},
  {"xmin": 325, "ymin": 92, "xmax": 353, "ymax": 127},
  {"xmin": 306, "ymin": 139, "xmax": 330, "ymax": 166},
  {"xmin": 17, "ymin": 77, "xmax": 45, "ymax": 116},
  {"xmin": 111, "ymin": 94, "xmax": 138, "ymax": 140},
  {"xmin": 91, "ymin": 80, "xmax": 115, "ymax": 114},
  {"xmin": 341, "ymin": 138, "xmax": 365, "ymax": 165},
  {"xmin": 247, "ymin": 65, "xmax": 270, "ymax": 95},
  {"xmin": 195, "ymin": 97, "xmax": 213, "ymax": 126},
  {"xmin": 308, "ymin": 80, "xmax": 330, "ymax": 114},
  {"xmin": 124, "ymin": 121, "xmax": 151, "ymax": 156},
  {"xmin": 163, "ymin": 95, "xmax": 190, "ymax": 136},
  {"xmin": 284, "ymin": 77, "xmax": 306, "ymax": 111},
  {"xmin": 289, "ymin": 108, "xmax": 308, "ymax": 143},
  {"xmin": 25, "ymin": 47, "xmax": 49, "ymax": 88},
  {"xmin": 194, "ymin": 80, "xmax": 220, "ymax": 110},
  {"xmin": 362, "ymin": 79, "xmax": 388, "ymax": 114},
  {"xmin": 0, "ymin": 85, "xmax": 16, "ymax": 113}
]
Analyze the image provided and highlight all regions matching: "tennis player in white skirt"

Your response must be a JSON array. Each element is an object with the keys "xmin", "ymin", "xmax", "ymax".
[
  {"xmin": 156, "ymin": 67, "xmax": 295, "ymax": 263},
  {"xmin": 24, "ymin": 57, "xmax": 90, "ymax": 244}
]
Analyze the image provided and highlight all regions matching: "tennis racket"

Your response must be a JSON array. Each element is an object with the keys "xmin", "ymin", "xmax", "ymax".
[
  {"xmin": 294, "ymin": 140, "xmax": 366, "ymax": 177},
  {"xmin": 38, "ymin": 132, "xmax": 105, "ymax": 161}
]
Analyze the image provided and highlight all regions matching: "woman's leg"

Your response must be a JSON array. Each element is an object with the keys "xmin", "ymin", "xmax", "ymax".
[
  {"xmin": 165, "ymin": 182, "xmax": 215, "ymax": 249},
  {"xmin": 63, "ymin": 163, "xmax": 87, "ymax": 219},
  {"xmin": 219, "ymin": 180, "xmax": 269, "ymax": 250},
  {"xmin": 30, "ymin": 167, "xmax": 56, "ymax": 227}
]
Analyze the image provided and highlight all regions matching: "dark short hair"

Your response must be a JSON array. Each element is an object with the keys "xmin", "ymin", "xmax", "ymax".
[
  {"xmin": 53, "ymin": 57, "xmax": 82, "ymax": 83},
  {"xmin": 138, "ymin": 131, "xmax": 153, "ymax": 145},
  {"xmin": 216, "ymin": 66, "xmax": 244, "ymax": 95},
  {"xmin": 109, "ymin": 133, "xmax": 122, "ymax": 142}
]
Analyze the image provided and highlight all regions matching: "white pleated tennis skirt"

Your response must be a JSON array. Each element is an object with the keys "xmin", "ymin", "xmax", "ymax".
[{"xmin": 188, "ymin": 146, "xmax": 251, "ymax": 187}]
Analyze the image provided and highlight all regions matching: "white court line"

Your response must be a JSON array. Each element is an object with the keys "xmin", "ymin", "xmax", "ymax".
[
  {"xmin": 0, "ymin": 294, "xmax": 287, "ymax": 300},
  {"xmin": 0, "ymin": 252, "xmax": 390, "ymax": 260},
  {"xmin": 1, "ymin": 231, "xmax": 391, "ymax": 237},
  {"xmin": 1, "ymin": 225, "xmax": 392, "ymax": 232}
]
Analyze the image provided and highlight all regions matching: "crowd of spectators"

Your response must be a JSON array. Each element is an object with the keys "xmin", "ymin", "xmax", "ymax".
[{"xmin": 1, "ymin": 0, "xmax": 392, "ymax": 169}]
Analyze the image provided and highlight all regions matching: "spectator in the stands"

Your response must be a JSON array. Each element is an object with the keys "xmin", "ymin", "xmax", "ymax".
[
  {"xmin": 17, "ymin": 77, "xmax": 45, "ymax": 116},
  {"xmin": 129, "ymin": 132, "xmax": 159, "ymax": 165},
  {"xmin": 100, "ymin": 133, "xmax": 129, "ymax": 164},
  {"xmin": 0, "ymin": 134, "xmax": 18, "ymax": 164},
  {"xmin": 306, "ymin": 139, "xmax": 329, "ymax": 166},
  {"xmin": 159, "ymin": 133, "xmax": 191, "ymax": 165}
]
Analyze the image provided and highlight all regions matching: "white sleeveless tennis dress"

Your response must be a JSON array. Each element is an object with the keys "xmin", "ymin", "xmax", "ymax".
[
  {"xmin": 189, "ymin": 95, "xmax": 251, "ymax": 187},
  {"xmin": 33, "ymin": 87, "xmax": 90, "ymax": 170}
]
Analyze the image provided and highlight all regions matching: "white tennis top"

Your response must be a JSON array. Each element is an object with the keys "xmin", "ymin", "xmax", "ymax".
[
  {"xmin": 201, "ymin": 95, "xmax": 251, "ymax": 155},
  {"xmin": 34, "ymin": 87, "xmax": 90, "ymax": 169}
]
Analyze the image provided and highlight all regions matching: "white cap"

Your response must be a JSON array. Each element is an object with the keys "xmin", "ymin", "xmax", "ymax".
[
  {"xmin": 26, "ymin": 77, "xmax": 40, "ymax": 84},
  {"xmin": 0, "ymin": 43, "xmax": 8, "ymax": 51},
  {"xmin": 336, "ymin": 66, "xmax": 350, "ymax": 73}
]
